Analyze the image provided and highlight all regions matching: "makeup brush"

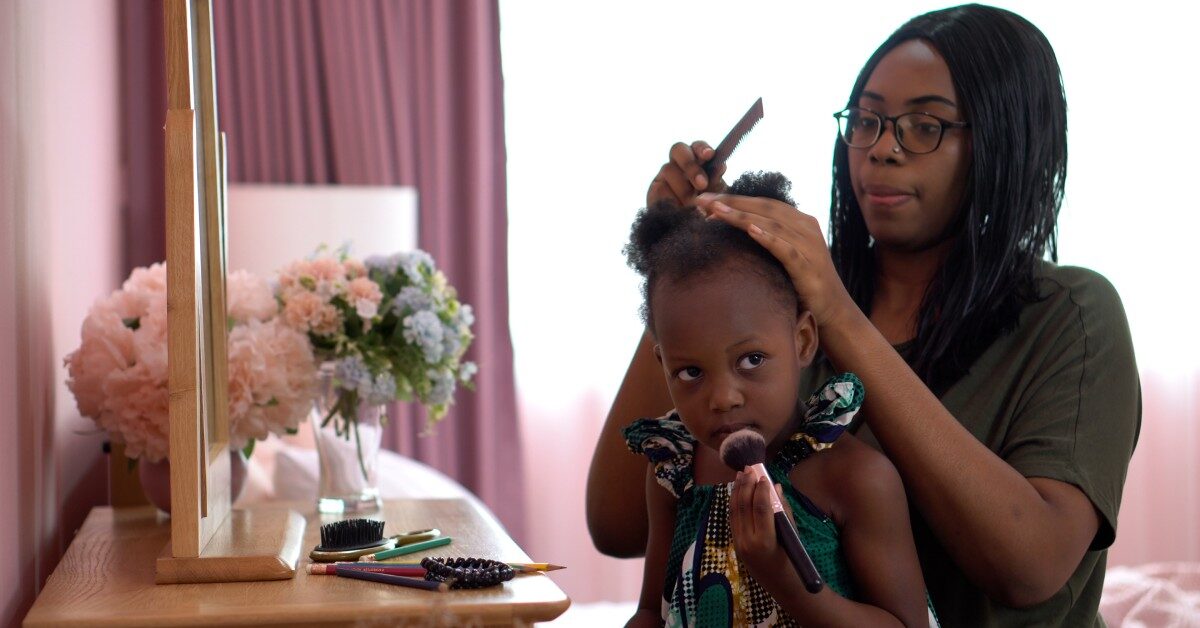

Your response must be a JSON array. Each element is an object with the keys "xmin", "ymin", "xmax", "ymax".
[{"xmin": 720, "ymin": 429, "xmax": 824, "ymax": 594}]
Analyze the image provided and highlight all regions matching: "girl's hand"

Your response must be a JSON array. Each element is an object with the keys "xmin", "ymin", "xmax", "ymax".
[
  {"xmin": 729, "ymin": 471, "xmax": 793, "ymax": 584},
  {"xmin": 647, "ymin": 141, "xmax": 728, "ymax": 208},
  {"xmin": 697, "ymin": 193, "xmax": 857, "ymax": 329}
]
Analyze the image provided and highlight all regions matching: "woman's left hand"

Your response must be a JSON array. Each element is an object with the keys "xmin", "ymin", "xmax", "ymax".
[{"xmin": 696, "ymin": 193, "xmax": 856, "ymax": 330}]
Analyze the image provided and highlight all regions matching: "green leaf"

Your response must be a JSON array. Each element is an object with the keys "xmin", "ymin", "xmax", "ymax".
[{"xmin": 242, "ymin": 439, "xmax": 256, "ymax": 459}]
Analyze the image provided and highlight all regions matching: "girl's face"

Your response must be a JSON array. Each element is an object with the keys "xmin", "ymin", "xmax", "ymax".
[
  {"xmin": 848, "ymin": 39, "xmax": 972, "ymax": 253},
  {"xmin": 651, "ymin": 262, "xmax": 817, "ymax": 455}
]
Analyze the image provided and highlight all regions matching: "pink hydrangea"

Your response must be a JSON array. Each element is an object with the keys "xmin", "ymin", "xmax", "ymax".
[
  {"xmin": 226, "ymin": 270, "xmax": 277, "ymax": 324},
  {"xmin": 226, "ymin": 319, "xmax": 317, "ymax": 450},
  {"xmin": 65, "ymin": 263, "xmax": 171, "ymax": 461}
]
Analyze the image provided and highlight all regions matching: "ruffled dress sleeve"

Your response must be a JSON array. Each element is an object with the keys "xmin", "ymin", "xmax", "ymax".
[
  {"xmin": 622, "ymin": 412, "xmax": 696, "ymax": 499},
  {"xmin": 776, "ymin": 372, "xmax": 865, "ymax": 471}
]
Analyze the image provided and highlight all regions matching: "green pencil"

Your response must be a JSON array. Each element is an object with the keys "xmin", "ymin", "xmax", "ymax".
[{"xmin": 365, "ymin": 536, "xmax": 452, "ymax": 561}]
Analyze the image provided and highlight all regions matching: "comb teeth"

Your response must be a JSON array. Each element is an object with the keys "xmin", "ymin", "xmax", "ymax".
[
  {"xmin": 317, "ymin": 518, "xmax": 386, "ymax": 551},
  {"xmin": 704, "ymin": 97, "xmax": 764, "ymax": 179}
]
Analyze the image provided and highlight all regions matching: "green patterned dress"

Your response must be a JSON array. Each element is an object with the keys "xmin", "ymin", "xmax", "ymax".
[{"xmin": 623, "ymin": 374, "xmax": 865, "ymax": 627}]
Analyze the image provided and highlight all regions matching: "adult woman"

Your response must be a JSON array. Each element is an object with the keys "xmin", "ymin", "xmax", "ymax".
[{"xmin": 586, "ymin": 4, "xmax": 1139, "ymax": 625}]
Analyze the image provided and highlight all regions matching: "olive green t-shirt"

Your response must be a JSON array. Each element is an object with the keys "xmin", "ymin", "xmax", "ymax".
[{"xmin": 800, "ymin": 262, "xmax": 1141, "ymax": 627}]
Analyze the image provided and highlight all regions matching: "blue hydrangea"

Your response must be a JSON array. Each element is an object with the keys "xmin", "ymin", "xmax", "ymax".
[
  {"xmin": 427, "ymin": 368, "xmax": 456, "ymax": 406},
  {"xmin": 403, "ymin": 310, "xmax": 445, "ymax": 364},
  {"xmin": 335, "ymin": 356, "xmax": 372, "ymax": 393},
  {"xmin": 364, "ymin": 254, "xmax": 397, "ymax": 274},
  {"xmin": 442, "ymin": 331, "xmax": 462, "ymax": 359},
  {"xmin": 392, "ymin": 285, "xmax": 435, "ymax": 315},
  {"xmin": 364, "ymin": 372, "xmax": 397, "ymax": 405},
  {"xmin": 453, "ymin": 303, "xmax": 474, "ymax": 331},
  {"xmin": 458, "ymin": 361, "xmax": 478, "ymax": 383},
  {"xmin": 399, "ymin": 250, "xmax": 435, "ymax": 283},
  {"xmin": 334, "ymin": 356, "xmax": 398, "ymax": 405}
]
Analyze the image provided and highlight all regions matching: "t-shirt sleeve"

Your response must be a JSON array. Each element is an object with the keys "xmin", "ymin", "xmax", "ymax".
[{"xmin": 998, "ymin": 268, "xmax": 1141, "ymax": 549}]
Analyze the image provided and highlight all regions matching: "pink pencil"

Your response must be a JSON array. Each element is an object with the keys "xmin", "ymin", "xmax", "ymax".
[{"xmin": 308, "ymin": 563, "xmax": 426, "ymax": 578}]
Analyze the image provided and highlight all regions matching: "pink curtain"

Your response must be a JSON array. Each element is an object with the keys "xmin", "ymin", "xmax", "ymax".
[
  {"xmin": 119, "ymin": 0, "xmax": 166, "ymax": 274},
  {"xmin": 121, "ymin": 0, "xmax": 525, "ymax": 539}
]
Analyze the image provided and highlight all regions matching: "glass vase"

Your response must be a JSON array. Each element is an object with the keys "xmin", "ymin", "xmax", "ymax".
[{"xmin": 311, "ymin": 366, "xmax": 385, "ymax": 514}]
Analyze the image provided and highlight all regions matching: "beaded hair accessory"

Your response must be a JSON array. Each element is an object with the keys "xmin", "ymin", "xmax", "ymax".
[{"xmin": 421, "ymin": 557, "xmax": 515, "ymax": 589}]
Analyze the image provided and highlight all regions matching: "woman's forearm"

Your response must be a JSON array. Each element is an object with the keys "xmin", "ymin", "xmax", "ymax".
[
  {"xmin": 586, "ymin": 330, "xmax": 674, "ymax": 557},
  {"xmin": 818, "ymin": 308, "xmax": 1099, "ymax": 605}
]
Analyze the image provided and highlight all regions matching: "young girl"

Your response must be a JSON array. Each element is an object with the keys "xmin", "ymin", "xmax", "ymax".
[{"xmin": 622, "ymin": 171, "xmax": 930, "ymax": 627}]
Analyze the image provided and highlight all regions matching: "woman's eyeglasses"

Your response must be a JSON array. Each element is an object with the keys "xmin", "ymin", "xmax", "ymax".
[{"xmin": 833, "ymin": 106, "xmax": 969, "ymax": 154}]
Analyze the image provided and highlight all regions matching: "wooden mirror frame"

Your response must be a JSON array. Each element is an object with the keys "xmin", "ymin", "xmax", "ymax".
[{"xmin": 157, "ymin": 0, "xmax": 305, "ymax": 584}]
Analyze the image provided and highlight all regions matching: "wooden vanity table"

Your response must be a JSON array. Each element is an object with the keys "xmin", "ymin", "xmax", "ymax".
[{"xmin": 23, "ymin": 499, "xmax": 570, "ymax": 626}]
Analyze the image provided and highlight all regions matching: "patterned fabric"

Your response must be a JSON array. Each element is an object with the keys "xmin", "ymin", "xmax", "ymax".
[
  {"xmin": 776, "ymin": 373, "xmax": 863, "ymax": 470},
  {"xmin": 625, "ymin": 413, "xmax": 696, "ymax": 498},
  {"xmin": 624, "ymin": 375, "xmax": 865, "ymax": 627}
]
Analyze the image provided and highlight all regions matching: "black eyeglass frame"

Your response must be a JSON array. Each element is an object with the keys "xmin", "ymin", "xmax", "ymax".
[{"xmin": 833, "ymin": 106, "xmax": 970, "ymax": 154}]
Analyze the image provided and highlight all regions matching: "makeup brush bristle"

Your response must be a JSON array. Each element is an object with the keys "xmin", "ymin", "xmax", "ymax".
[
  {"xmin": 719, "ymin": 429, "xmax": 767, "ymax": 470},
  {"xmin": 317, "ymin": 518, "xmax": 386, "ymax": 551}
]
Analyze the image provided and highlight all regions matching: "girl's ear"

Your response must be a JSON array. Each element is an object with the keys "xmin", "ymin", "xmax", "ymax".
[
  {"xmin": 653, "ymin": 343, "xmax": 663, "ymax": 364},
  {"xmin": 793, "ymin": 310, "xmax": 819, "ymax": 367}
]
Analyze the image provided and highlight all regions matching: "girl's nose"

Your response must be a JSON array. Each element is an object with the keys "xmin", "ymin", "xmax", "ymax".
[{"xmin": 708, "ymin": 375, "xmax": 744, "ymax": 413}]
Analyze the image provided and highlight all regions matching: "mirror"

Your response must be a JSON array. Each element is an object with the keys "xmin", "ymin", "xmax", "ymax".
[{"xmin": 158, "ymin": 0, "xmax": 304, "ymax": 584}]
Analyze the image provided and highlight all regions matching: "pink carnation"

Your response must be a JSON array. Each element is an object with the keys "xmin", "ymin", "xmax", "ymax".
[
  {"xmin": 276, "ymin": 256, "xmax": 347, "ymax": 301},
  {"xmin": 283, "ymin": 290, "xmax": 342, "ymax": 337},
  {"xmin": 346, "ymin": 277, "xmax": 383, "ymax": 320},
  {"xmin": 344, "ymin": 258, "xmax": 367, "ymax": 279},
  {"xmin": 309, "ymin": 257, "xmax": 345, "ymax": 283}
]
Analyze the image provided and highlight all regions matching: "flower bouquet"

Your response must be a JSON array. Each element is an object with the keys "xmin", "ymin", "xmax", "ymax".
[
  {"xmin": 64, "ymin": 263, "xmax": 318, "ymax": 464},
  {"xmin": 274, "ymin": 248, "xmax": 475, "ymax": 512}
]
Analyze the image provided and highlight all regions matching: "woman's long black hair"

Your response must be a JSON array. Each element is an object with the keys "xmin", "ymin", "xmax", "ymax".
[{"xmin": 830, "ymin": 4, "xmax": 1067, "ymax": 392}]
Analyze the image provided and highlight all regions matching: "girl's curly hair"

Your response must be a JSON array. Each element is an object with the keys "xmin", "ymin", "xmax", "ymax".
[{"xmin": 625, "ymin": 171, "xmax": 801, "ymax": 334}]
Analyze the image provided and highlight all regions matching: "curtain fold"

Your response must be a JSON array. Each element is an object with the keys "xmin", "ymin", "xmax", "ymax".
[{"xmin": 123, "ymin": 0, "xmax": 525, "ymax": 538}]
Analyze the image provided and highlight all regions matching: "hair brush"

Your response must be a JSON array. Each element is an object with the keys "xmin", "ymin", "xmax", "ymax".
[
  {"xmin": 719, "ymin": 429, "xmax": 823, "ymax": 593},
  {"xmin": 308, "ymin": 518, "xmax": 441, "ymax": 562}
]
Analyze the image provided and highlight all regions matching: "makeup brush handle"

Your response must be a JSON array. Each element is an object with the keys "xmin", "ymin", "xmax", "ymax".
[{"xmin": 774, "ymin": 511, "xmax": 824, "ymax": 594}]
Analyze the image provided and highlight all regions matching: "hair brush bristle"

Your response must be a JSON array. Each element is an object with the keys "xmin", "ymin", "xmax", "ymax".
[
  {"xmin": 719, "ymin": 430, "xmax": 767, "ymax": 470},
  {"xmin": 317, "ymin": 518, "xmax": 386, "ymax": 551}
]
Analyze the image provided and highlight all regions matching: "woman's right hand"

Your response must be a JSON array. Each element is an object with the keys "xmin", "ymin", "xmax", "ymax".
[{"xmin": 646, "ymin": 141, "xmax": 728, "ymax": 207}]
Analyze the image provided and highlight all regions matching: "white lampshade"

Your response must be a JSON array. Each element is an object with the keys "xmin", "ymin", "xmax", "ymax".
[{"xmin": 226, "ymin": 183, "xmax": 419, "ymax": 278}]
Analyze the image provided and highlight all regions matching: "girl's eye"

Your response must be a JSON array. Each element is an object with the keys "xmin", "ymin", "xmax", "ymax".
[
  {"xmin": 676, "ymin": 366, "xmax": 702, "ymax": 382},
  {"xmin": 738, "ymin": 353, "xmax": 766, "ymax": 370}
]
